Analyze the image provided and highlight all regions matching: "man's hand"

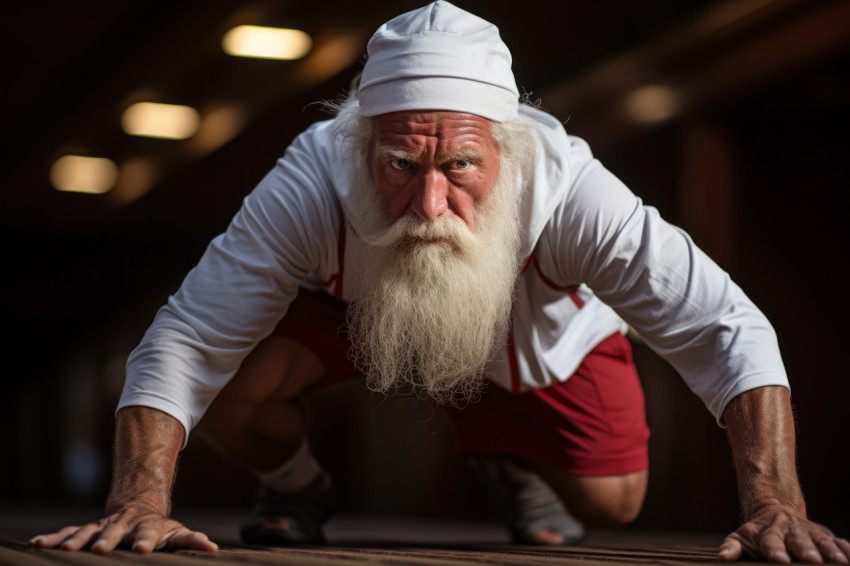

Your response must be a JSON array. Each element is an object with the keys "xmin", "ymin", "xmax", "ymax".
[
  {"xmin": 28, "ymin": 503, "xmax": 218, "ymax": 554},
  {"xmin": 718, "ymin": 503, "xmax": 850, "ymax": 563},
  {"xmin": 720, "ymin": 386, "xmax": 849, "ymax": 563},
  {"xmin": 28, "ymin": 406, "xmax": 218, "ymax": 554}
]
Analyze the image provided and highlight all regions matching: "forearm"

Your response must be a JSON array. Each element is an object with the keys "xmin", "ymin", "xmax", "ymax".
[
  {"xmin": 106, "ymin": 407, "xmax": 185, "ymax": 516},
  {"xmin": 30, "ymin": 406, "xmax": 217, "ymax": 554},
  {"xmin": 722, "ymin": 386, "xmax": 805, "ymax": 519}
]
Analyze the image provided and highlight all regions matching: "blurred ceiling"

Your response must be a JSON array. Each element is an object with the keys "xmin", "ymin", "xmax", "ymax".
[
  {"xmin": 2, "ymin": 0, "xmax": 849, "ymax": 380},
  {"xmin": 5, "ymin": 0, "xmax": 849, "ymax": 231}
]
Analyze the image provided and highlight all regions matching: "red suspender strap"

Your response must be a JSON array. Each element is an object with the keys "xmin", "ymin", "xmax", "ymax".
[
  {"xmin": 531, "ymin": 255, "xmax": 583, "ymax": 308},
  {"xmin": 506, "ymin": 324, "xmax": 522, "ymax": 393},
  {"xmin": 323, "ymin": 221, "xmax": 347, "ymax": 299}
]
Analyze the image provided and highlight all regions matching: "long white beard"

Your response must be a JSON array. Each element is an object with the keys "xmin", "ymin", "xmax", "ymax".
[{"xmin": 346, "ymin": 159, "xmax": 524, "ymax": 405}]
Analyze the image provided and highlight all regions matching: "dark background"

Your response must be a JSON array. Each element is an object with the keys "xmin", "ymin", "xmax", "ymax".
[{"xmin": 2, "ymin": 0, "xmax": 848, "ymax": 537}]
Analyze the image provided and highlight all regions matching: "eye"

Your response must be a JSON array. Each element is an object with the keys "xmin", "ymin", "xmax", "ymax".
[
  {"xmin": 390, "ymin": 158, "xmax": 412, "ymax": 170},
  {"xmin": 452, "ymin": 159, "xmax": 471, "ymax": 170}
]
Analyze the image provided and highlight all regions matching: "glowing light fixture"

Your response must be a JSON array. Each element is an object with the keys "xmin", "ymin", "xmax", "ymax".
[
  {"xmin": 623, "ymin": 85, "xmax": 681, "ymax": 124},
  {"xmin": 222, "ymin": 25, "xmax": 312, "ymax": 60},
  {"xmin": 121, "ymin": 102, "xmax": 201, "ymax": 139},
  {"xmin": 190, "ymin": 104, "xmax": 245, "ymax": 154},
  {"xmin": 50, "ymin": 155, "xmax": 118, "ymax": 194},
  {"xmin": 297, "ymin": 31, "xmax": 364, "ymax": 84},
  {"xmin": 112, "ymin": 157, "xmax": 159, "ymax": 204}
]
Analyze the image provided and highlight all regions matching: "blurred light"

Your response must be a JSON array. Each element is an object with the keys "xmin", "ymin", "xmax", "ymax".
[
  {"xmin": 111, "ymin": 157, "xmax": 159, "ymax": 204},
  {"xmin": 623, "ymin": 85, "xmax": 681, "ymax": 124},
  {"xmin": 50, "ymin": 155, "xmax": 118, "ymax": 194},
  {"xmin": 190, "ymin": 104, "xmax": 246, "ymax": 154},
  {"xmin": 297, "ymin": 31, "xmax": 364, "ymax": 84},
  {"xmin": 222, "ymin": 25, "xmax": 312, "ymax": 60},
  {"xmin": 121, "ymin": 102, "xmax": 201, "ymax": 139},
  {"xmin": 64, "ymin": 439, "xmax": 103, "ymax": 498}
]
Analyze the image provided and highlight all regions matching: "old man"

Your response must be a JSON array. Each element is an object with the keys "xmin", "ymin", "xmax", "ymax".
[{"xmin": 31, "ymin": 2, "xmax": 849, "ymax": 563}]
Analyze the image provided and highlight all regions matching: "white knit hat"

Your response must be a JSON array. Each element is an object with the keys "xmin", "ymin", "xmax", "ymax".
[{"xmin": 358, "ymin": 1, "xmax": 519, "ymax": 122}]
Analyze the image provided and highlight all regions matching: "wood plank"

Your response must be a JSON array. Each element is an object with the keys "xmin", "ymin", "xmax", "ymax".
[
  {"xmin": 0, "ymin": 545, "xmax": 60, "ymax": 566},
  {"xmin": 182, "ymin": 539, "xmax": 720, "ymax": 566},
  {"xmin": 2, "ymin": 529, "xmax": 725, "ymax": 566}
]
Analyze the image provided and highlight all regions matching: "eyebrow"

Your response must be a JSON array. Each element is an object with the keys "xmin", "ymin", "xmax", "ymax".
[
  {"xmin": 375, "ymin": 144, "xmax": 484, "ymax": 164},
  {"xmin": 376, "ymin": 144, "xmax": 417, "ymax": 161}
]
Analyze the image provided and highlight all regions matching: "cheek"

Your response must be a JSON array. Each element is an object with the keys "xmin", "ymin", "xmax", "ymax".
[
  {"xmin": 451, "ymin": 182, "xmax": 488, "ymax": 227},
  {"xmin": 460, "ymin": 167, "xmax": 500, "ymax": 227},
  {"xmin": 464, "ymin": 168, "xmax": 499, "ymax": 207},
  {"xmin": 471, "ymin": 151, "xmax": 500, "ymax": 201},
  {"xmin": 373, "ymin": 174, "xmax": 408, "ymax": 218},
  {"xmin": 473, "ymin": 170, "xmax": 498, "ymax": 200}
]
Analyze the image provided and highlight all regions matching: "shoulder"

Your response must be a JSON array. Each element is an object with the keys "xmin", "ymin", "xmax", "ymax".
[
  {"xmin": 259, "ymin": 114, "xmax": 358, "ymax": 204},
  {"xmin": 519, "ymin": 104, "xmax": 602, "ymax": 255},
  {"xmin": 281, "ymin": 117, "xmax": 342, "ymax": 166},
  {"xmin": 519, "ymin": 104, "xmax": 595, "ymax": 165}
]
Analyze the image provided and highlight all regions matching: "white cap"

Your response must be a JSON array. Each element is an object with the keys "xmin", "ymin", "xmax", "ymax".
[{"xmin": 358, "ymin": 1, "xmax": 519, "ymax": 122}]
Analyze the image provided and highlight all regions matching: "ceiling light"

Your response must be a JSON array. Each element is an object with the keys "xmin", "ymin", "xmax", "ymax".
[
  {"xmin": 623, "ymin": 85, "xmax": 681, "ymax": 124},
  {"xmin": 190, "ymin": 104, "xmax": 246, "ymax": 154},
  {"xmin": 297, "ymin": 32, "xmax": 365, "ymax": 84},
  {"xmin": 50, "ymin": 155, "xmax": 118, "ymax": 194},
  {"xmin": 112, "ymin": 157, "xmax": 159, "ymax": 204},
  {"xmin": 121, "ymin": 102, "xmax": 201, "ymax": 139},
  {"xmin": 222, "ymin": 25, "xmax": 312, "ymax": 60}
]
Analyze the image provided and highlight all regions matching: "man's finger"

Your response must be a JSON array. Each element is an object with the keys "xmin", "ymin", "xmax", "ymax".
[
  {"xmin": 718, "ymin": 536, "xmax": 743, "ymax": 561},
  {"xmin": 720, "ymin": 530, "xmax": 763, "ymax": 561},
  {"xmin": 89, "ymin": 522, "xmax": 131, "ymax": 555},
  {"xmin": 757, "ymin": 529, "xmax": 792, "ymax": 564},
  {"xmin": 58, "ymin": 523, "xmax": 104, "ymax": 551},
  {"xmin": 813, "ymin": 537, "xmax": 849, "ymax": 566},
  {"xmin": 29, "ymin": 526, "xmax": 81, "ymax": 548},
  {"xmin": 130, "ymin": 524, "xmax": 168, "ymax": 554},
  {"xmin": 833, "ymin": 538, "xmax": 850, "ymax": 565},
  {"xmin": 784, "ymin": 532, "xmax": 824, "ymax": 564},
  {"xmin": 164, "ymin": 530, "xmax": 218, "ymax": 552}
]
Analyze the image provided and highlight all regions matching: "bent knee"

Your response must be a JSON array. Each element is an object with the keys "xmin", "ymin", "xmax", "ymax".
[
  {"xmin": 583, "ymin": 489, "xmax": 644, "ymax": 528},
  {"xmin": 537, "ymin": 465, "xmax": 648, "ymax": 529},
  {"xmin": 578, "ymin": 470, "xmax": 647, "ymax": 528}
]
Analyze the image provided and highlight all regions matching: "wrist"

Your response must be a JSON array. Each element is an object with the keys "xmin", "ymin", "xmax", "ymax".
[
  {"xmin": 105, "ymin": 491, "xmax": 170, "ymax": 516},
  {"xmin": 741, "ymin": 490, "xmax": 806, "ymax": 521}
]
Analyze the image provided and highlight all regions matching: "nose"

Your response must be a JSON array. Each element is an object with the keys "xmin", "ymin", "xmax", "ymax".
[{"xmin": 410, "ymin": 168, "xmax": 449, "ymax": 220}]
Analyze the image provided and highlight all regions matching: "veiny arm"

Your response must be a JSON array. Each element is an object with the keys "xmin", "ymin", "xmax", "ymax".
[
  {"xmin": 29, "ymin": 407, "xmax": 218, "ymax": 554},
  {"xmin": 719, "ymin": 386, "xmax": 849, "ymax": 563}
]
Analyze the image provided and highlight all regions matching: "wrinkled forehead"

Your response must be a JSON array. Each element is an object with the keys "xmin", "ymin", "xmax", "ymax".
[{"xmin": 370, "ymin": 110, "xmax": 498, "ymax": 152}]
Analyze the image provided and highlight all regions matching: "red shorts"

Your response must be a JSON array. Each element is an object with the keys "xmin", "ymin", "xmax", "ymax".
[{"xmin": 274, "ymin": 288, "xmax": 649, "ymax": 476}]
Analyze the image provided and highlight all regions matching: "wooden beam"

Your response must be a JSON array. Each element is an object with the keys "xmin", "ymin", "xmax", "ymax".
[
  {"xmin": 542, "ymin": 0, "xmax": 850, "ymax": 151},
  {"xmin": 679, "ymin": 120, "xmax": 739, "ymax": 271}
]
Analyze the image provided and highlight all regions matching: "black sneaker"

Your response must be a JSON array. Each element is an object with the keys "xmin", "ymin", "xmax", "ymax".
[
  {"xmin": 469, "ymin": 458, "xmax": 585, "ymax": 545},
  {"xmin": 240, "ymin": 471, "xmax": 334, "ymax": 545}
]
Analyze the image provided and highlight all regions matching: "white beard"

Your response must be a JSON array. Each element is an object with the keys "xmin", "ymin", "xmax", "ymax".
[{"xmin": 346, "ymin": 157, "xmax": 524, "ymax": 405}]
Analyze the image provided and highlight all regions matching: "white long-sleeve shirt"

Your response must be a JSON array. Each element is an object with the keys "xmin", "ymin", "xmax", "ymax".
[{"xmin": 119, "ymin": 104, "xmax": 789, "ymax": 442}]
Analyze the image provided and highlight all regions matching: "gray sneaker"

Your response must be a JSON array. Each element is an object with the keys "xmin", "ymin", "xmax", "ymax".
[
  {"xmin": 240, "ymin": 471, "xmax": 334, "ymax": 545},
  {"xmin": 469, "ymin": 458, "xmax": 585, "ymax": 545}
]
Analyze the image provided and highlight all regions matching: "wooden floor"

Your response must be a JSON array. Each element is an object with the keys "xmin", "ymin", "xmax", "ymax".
[{"xmin": 0, "ymin": 506, "xmax": 726, "ymax": 566}]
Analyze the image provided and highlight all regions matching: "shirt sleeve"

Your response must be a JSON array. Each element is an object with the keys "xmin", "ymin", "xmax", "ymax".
[
  {"xmin": 118, "ymin": 125, "xmax": 342, "ymax": 443},
  {"xmin": 545, "ymin": 139, "xmax": 789, "ymax": 424}
]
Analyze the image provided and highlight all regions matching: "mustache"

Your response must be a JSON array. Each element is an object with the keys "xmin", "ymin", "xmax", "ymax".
[{"xmin": 363, "ymin": 214, "xmax": 477, "ymax": 251}]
